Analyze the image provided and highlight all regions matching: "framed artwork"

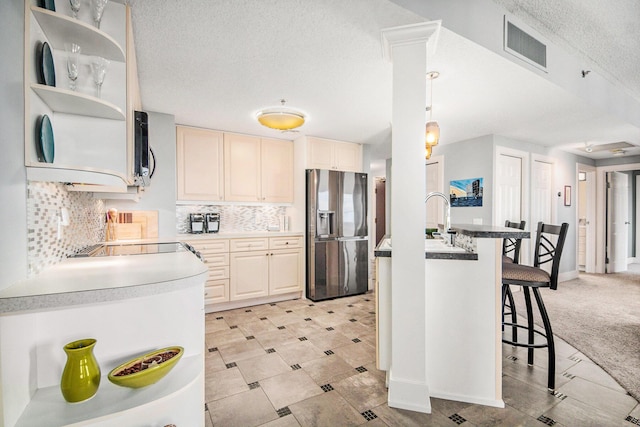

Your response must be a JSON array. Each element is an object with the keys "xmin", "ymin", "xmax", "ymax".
[
  {"xmin": 564, "ymin": 185, "xmax": 571, "ymax": 206},
  {"xmin": 450, "ymin": 177, "xmax": 483, "ymax": 207}
]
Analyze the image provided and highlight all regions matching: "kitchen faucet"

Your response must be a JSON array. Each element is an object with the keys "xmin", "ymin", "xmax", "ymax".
[{"xmin": 425, "ymin": 191, "xmax": 453, "ymax": 246}]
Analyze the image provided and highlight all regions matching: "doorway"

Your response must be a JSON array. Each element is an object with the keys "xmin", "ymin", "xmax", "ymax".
[
  {"xmin": 577, "ymin": 165, "xmax": 596, "ymax": 273},
  {"xmin": 595, "ymin": 163, "xmax": 640, "ymax": 273}
]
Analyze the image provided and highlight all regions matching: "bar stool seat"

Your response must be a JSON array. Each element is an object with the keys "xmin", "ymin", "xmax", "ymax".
[
  {"xmin": 502, "ymin": 221, "xmax": 568, "ymax": 391},
  {"xmin": 503, "ymin": 263, "xmax": 550, "ymax": 284}
]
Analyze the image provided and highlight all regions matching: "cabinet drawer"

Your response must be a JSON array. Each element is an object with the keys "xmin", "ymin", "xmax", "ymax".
[
  {"xmin": 202, "ymin": 253, "xmax": 229, "ymax": 267},
  {"xmin": 269, "ymin": 235, "xmax": 303, "ymax": 249},
  {"xmin": 205, "ymin": 279, "xmax": 229, "ymax": 304},
  {"xmin": 208, "ymin": 266, "xmax": 229, "ymax": 280},
  {"xmin": 187, "ymin": 239, "xmax": 229, "ymax": 253},
  {"xmin": 230, "ymin": 238, "xmax": 269, "ymax": 252}
]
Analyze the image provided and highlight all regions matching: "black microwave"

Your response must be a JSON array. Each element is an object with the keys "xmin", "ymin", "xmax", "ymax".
[{"xmin": 134, "ymin": 110, "xmax": 153, "ymax": 186}]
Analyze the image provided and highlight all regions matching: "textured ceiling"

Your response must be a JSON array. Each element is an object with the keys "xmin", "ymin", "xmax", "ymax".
[{"xmin": 129, "ymin": 0, "xmax": 640, "ymax": 160}]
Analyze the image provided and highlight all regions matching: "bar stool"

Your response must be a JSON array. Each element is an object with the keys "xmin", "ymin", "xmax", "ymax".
[
  {"xmin": 502, "ymin": 220, "xmax": 526, "ymax": 342},
  {"xmin": 502, "ymin": 221, "xmax": 569, "ymax": 391}
]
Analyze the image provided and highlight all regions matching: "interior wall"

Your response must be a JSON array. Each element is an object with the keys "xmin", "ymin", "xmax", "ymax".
[
  {"xmin": 391, "ymin": 0, "xmax": 640, "ymax": 131},
  {"xmin": 107, "ymin": 112, "xmax": 177, "ymax": 237},
  {"xmin": 435, "ymin": 135, "xmax": 494, "ymax": 225},
  {"xmin": 0, "ymin": 0, "xmax": 28, "ymax": 290}
]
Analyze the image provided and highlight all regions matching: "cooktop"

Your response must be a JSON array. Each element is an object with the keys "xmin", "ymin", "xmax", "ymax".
[{"xmin": 71, "ymin": 242, "xmax": 188, "ymax": 257}]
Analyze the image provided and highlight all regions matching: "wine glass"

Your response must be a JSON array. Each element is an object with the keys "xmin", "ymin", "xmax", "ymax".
[
  {"xmin": 69, "ymin": 0, "xmax": 80, "ymax": 18},
  {"xmin": 90, "ymin": 0, "xmax": 108, "ymax": 29},
  {"xmin": 65, "ymin": 43, "xmax": 81, "ymax": 90},
  {"xmin": 90, "ymin": 56, "xmax": 109, "ymax": 98}
]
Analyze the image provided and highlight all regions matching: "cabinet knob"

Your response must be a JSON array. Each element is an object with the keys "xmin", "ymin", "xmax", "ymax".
[{"xmin": 285, "ymin": 242, "xmax": 289, "ymax": 245}]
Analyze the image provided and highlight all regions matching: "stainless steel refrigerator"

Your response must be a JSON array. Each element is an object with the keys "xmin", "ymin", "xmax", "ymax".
[{"xmin": 306, "ymin": 169, "xmax": 368, "ymax": 301}]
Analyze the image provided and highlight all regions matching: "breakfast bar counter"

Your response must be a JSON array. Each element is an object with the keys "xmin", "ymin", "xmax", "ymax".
[{"xmin": 375, "ymin": 224, "xmax": 529, "ymax": 408}]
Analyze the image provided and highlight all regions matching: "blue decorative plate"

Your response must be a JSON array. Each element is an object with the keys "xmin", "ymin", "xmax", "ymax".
[
  {"xmin": 38, "ymin": 42, "xmax": 56, "ymax": 87},
  {"xmin": 36, "ymin": 115, "xmax": 55, "ymax": 163},
  {"xmin": 38, "ymin": 0, "xmax": 56, "ymax": 11}
]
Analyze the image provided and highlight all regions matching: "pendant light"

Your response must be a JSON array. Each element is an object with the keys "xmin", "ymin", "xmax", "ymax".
[
  {"xmin": 425, "ymin": 71, "xmax": 440, "ymax": 153},
  {"xmin": 256, "ymin": 99, "xmax": 306, "ymax": 131}
]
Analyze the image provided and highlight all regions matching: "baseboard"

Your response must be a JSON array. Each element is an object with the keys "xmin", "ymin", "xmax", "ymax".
[
  {"xmin": 205, "ymin": 292, "xmax": 302, "ymax": 313},
  {"xmin": 428, "ymin": 390, "xmax": 504, "ymax": 408},
  {"xmin": 559, "ymin": 270, "xmax": 579, "ymax": 282},
  {"xmin": 387, "ymin": 375, "xmax": 432, "ymax": 413}
]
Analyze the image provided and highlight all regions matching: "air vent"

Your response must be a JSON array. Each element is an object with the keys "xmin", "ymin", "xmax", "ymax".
[
  {"xmin": 504, "ymin": 18, "xmax": 547, "ymax": 71},
  {"xmin": 583, "ymin": 141, "xmax": 635, "ymax": 153}
]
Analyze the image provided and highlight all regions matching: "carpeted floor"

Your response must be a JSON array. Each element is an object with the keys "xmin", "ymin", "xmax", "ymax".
[{"xmin": 512, "ymin": 268, "xmax": 640, "ymax": 402}]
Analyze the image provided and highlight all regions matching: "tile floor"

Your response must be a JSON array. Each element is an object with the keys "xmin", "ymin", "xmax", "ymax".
[{"xmin": 203, "ymin": 293, "xmax": 640, "ymax": 426}]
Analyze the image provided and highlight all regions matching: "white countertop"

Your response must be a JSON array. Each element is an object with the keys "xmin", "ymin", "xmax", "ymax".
[
  {"xmin": 178, "ymin": 231, "xmax": 304, "ymax": 240},
  {"xmin": 0, "ymin": 251, "xmax": 208, "ymax": 314}
]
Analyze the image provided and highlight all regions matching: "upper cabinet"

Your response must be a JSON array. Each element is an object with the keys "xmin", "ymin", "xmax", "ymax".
[
  {"xmin": 224, "ymin": 133, "xmax": 293, "ymax": 203},
  {"xmin": 176, "ymin": 126, "xmax": 224, "ymax": 201},
  {"xmin": 176, "ymin": 129, "xmax": 293, "ymax": 204},
  {"xmin": 307, "ymin": 136, "xmax": 362, "ymax": 172},
  {"xmin": 24, "ymin": 0, "xmax": 140, "ymax": 190}
]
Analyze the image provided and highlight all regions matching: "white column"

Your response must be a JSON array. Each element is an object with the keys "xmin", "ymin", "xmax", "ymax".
[{"xmin": 381, "ymin": 21, "xmax": 441, "ymax": 413}]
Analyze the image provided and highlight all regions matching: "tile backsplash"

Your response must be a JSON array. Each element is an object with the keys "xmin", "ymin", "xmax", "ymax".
[
  {"xmin": 27, "ymin": 182, "xmax": 105, "ymax": 276},
  {"xmin": 176, "ymin": 204, "xmax": 288, "ymax": 234}
]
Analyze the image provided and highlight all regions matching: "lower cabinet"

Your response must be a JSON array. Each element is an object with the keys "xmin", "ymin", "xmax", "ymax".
[
  {"xmin": 229, "ymin": 250, "xmax": 270, "ymax": 300},
  {"xmin": 269, "ymin": 249, "xmax": 304, "ymax": 295},
  {"xmin": 188, "ymin": 235, "xmax": 303, "ymax": 308},
  {"xmin": 186, "ymin": 239, "xmax": 230, "ymax": 304}
]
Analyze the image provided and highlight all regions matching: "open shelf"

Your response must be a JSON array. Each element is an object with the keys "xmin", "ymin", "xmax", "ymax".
[
  {"xmin": 31, "ymin": 6, "xmax": 125, "ymax": 62},
  {"xmin": 32, "ymin": 84, "xmax": 125, "ymax": 120},
  {"xmin": 15, "ymin": 354, "xmax": 201, "ymax": 427},
  {"xmin": 26, "ymin": 163, "xmax": 130, "ymax": 189}
]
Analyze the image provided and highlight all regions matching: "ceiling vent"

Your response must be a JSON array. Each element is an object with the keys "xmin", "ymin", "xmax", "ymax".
[
  {"xmin": 504, "ymin": 17, "xmax": 547, "ymax": 72},
  {"xmin": 583, "ymin": 141, "xmax": 636, "ymax": 153}
]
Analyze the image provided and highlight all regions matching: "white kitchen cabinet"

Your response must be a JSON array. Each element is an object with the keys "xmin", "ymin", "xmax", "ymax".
[
  {"xmin": 186, "ymin": 238, "xmax": 230, "ymax": 304},
  {"xmin": 224, "ymin": 133, "xmax": 293, "ymax": 202},
  {"xmin": 224, "ymin": 133, "xmax": 262, "ymax": 202},
  {"xmin": 269, "ymin": 248, "xmax": 303, "ymax": 295},
  {"xmin": 24, "ymin": 2, "xmax": 138, "ymax": 189},
  {"xmin": 225, "ymin": 235, "xmax": 303, "ymax": 302},
  {"xmin": 307, "ymin": 136, "xmax": 362, "ymax": 172},
  {"xmin": 230, "ymin": 250, "xmax": 270, "ymax": 300},
  {"xmin": 261, "ymin": 137, "xmax": 294, "ymax": 203},
  {"xmin": 176, "ymin": 126, "xmax": 225, "ymax": 201}
]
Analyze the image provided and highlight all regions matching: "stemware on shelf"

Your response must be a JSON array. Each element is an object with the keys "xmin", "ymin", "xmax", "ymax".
[
  {"xmin": 90, "ymin": 0, "xmax": 109, "ymax": 29},
  {"xmin": 90, "ymin": 56, "xmax": 109, "ymax": 98},
  {"xmin": 69, "ymin": 0, "xmax": 81, "ymax": 18},
  {"xmin": 65, "ymin": 42, "xmax": 81, "ymax": 91}
]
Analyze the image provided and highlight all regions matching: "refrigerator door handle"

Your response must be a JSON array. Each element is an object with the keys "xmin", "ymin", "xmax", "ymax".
[{"xmin": 342, "ymin": 242, "xmax": 350, "ymax": 295}]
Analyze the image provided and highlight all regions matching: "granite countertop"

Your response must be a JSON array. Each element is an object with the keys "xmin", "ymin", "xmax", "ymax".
[
  {"xmin": 449, "ymin": 224, "xmax": 530, "ymax": 239},
  {"xmin": 374, "ymin": 237, "xmax": 478, "ymax": 260},
  {"xmin": 0, "ymin": 251, "xmax": 208, "ymax": 314}
]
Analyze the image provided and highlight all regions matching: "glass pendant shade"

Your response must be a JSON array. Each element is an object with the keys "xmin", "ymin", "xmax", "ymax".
[
  {"xmin": 425, "ymin": 142, "xmax": 432, "ymax": 159},
  {"xmin": 257, "ymin": 100, "xmax": 305, "ymax": 130},
  {"xmin": 425, "ymin": 120, "xmax": 440, "ymax": 146}
]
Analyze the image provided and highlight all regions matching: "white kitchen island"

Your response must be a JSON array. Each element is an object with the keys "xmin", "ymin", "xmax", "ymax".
[
  {"xmin": 0, "ymin": 250, "xmax": 208, "ymax": 427},
  {"xmin": 375, "ymin": 225, "xmax": 529, "ymax": 408}
]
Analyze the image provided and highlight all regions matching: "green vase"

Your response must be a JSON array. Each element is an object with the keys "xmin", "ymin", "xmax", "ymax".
[{"xmin": 60, "ymin": 338, "xmax": 101, "ymax": 403}]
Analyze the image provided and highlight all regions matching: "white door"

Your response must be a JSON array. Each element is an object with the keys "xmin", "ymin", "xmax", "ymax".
[
  {"xmin": 496, "ymin": 154, "xmax": 522, "ymax": 227},
  {"xmin": 608, "ymin": 171, "xmax": 629, "ymax": 272},
  {"xmin": 425, "ymin": 157, "xmax": 443, "ymax": 228},
  {"xmin": 530, "ymin": 159, "xmax": 554, "ymax": 259}
]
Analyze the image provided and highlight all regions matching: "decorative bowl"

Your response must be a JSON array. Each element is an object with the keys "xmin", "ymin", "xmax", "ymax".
[{"xmin": 108, "ymin": 346, "xmax": 183, "ymax": 389}]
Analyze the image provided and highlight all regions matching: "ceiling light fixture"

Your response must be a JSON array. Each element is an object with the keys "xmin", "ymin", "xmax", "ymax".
[
  {"xmin": 425, "ymin": 71, "xmax": 440, "ymax": 159},
  {"xmin": 256, "ymin": 99, "xmax": 306, "ymax": 131},
  {"xmin": 585, "ymin": 143, "xmax": 593, "ymax": 153}
]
